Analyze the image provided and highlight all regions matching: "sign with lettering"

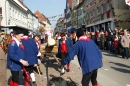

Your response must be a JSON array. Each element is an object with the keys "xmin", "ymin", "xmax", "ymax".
[{"xmin": 92, "ymin": 15, "xmax": 101, "ymax": 22}]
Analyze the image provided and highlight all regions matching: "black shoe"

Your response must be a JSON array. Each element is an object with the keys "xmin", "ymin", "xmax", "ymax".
[
  {"xmin": 66, "ymin": 69, "xmax": 70, "ymax": 72},
  {"xmin": 61, "ymin": 72, "xmax": 65, "ymax": 75},
  {"xmin": 32, "ymin": 81, "xmax": 37, "ymax": 86},
  {"xmin": 40, "ymin": 72, "xmax": 43, "ymax": 75}
]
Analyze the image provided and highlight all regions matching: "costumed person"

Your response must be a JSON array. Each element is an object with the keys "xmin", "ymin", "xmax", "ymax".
[
  {"xmin": 7, "ymin": 29, "xmax": 29, "ymax": 86},
  {"xmin": 61, "ymin": 28, "xmax": 102, "ymax": 86},
  {"xmin": 70, "ymin": 28, "xmax": 77, "ymax": 45},
  {"xmin": 33, "ymin": 35, "xmax": 43, "ymax": 75},
  {"xmin": 22, "ymin": 30, "xmax": 39, "ymax": 86},
  {"xmin": 57, "ymin": 33, "xmax": 73, "ymax": 73}
]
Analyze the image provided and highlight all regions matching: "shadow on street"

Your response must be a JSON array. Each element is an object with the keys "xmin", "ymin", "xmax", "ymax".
[
  {"xmin": 109, "ymin": 62, "xmax": 130, "ymax": 68},
  {"xmin": 110, "ymin": 66, "xmax": 130, "ymax": 74}
]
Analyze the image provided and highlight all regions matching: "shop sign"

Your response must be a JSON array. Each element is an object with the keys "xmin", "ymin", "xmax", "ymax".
[{"xmin": 92, "ymin": 15, "xmax": 100, "ymax": 22}]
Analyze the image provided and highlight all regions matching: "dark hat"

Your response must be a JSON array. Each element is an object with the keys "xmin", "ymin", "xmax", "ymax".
[
  {"xmin": 7, "ymin": 26, "xmax": 29, "ymax": 35},
  {"xmin": 23, "ymin": 29, "xmax": 29, "ymax": 35},
  {"xmin": 13, "ymin": 29, "xmax": 23, "ymax": 35},
  {"xmin": 70, "ymin": 28, "xmax": 76, "ymax": 34},
  {"xmin": 76, "ymin": 28, "xmax": 84, "ymax": 38}
]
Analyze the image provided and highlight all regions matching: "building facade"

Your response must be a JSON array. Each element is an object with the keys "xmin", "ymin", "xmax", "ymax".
[
  {"xmin": 65, "ymin": 0, "xmax": 72, "ymax": 30},
  {"xmin": 71, "ymin": 6, "xmax": 78, "ymax": 28},
  {"xmin": 85, "ymin": 0, "xmax": 130, "ymax": 32},
  {"xmin": 0, "ymin": 6, "xmax": 2, "ymax": 26},
  {"xmin": 34, "ymin": 10, "xmax": 51, "ymax": 32},
  {"xmin": 55, "ymin": 18, "xmax": 64, "ymax": 32},
  {"xmin": 77, "ymin": 1, "xmax": 86, "ymax": 28},
  {"xmin": 0, "ymin": 0, "xmax": 39, "ymax": 33}
]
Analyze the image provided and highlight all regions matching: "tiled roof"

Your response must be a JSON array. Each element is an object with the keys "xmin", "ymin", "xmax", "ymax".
[
  {"xmin": 34, "ymin": 10, "xmax": 47, "ymax": 22},
  {"xmin": 68, "ymin": 0, "xmax": 72, "ymax": 9},
  {"xmin": 79, "ymin": 0, "xmax": 82, "ymax": 3}
]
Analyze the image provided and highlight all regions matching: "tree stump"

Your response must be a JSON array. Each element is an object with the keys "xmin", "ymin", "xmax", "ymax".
[{"xmin": 0, "ymin": 48, "xmax": 6, "ymax": 86}]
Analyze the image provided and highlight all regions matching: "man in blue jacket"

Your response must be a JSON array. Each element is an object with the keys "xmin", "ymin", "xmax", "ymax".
[
  {"xmin": 57, "ymin": 33, "xmax": 73, "ymax": 73},
  {"xmin": 61, "ymin": 28, "xmax": 102, "ymax": 86},
  {"xmin": 7, "ymin": 29, "xmax": 29, "ymax": 86},
  {"xmin": 22, "ymin": 30, "xmax": 38, "ymax": 86}
]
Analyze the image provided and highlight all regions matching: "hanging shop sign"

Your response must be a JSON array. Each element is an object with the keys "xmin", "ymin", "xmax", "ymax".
[{"xmin": 92, "ymin": 15, "xmax": 101, "ymax": 22}]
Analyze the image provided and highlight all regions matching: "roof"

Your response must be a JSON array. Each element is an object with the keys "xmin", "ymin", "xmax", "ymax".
[{"xmin": 34, "ymin": 10, "xmax": 46, "ymax": 22}]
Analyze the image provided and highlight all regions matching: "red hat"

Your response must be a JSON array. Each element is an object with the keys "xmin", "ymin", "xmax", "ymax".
[{"xmin": 60, "ymin": 33, "xmax": 65, "ymax": 37}]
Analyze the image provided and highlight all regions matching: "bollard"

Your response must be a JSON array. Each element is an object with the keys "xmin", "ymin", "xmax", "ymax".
[{"xmin": 0, "ymin": 47, "xmax": 6, "ymax": 86}]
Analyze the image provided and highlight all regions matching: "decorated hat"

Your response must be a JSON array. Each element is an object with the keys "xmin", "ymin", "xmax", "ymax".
[{"xmin": 60, "ymin": 33, "xmax": 66, "ymax": 37}]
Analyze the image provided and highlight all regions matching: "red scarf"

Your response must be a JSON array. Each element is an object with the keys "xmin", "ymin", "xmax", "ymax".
[{"xmin": 79, "ymin": 36, "xmax": 90, "ymax": 42}]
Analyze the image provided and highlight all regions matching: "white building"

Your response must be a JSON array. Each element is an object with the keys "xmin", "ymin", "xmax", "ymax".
[{"xmin": 0, "ymin": 0, "xmax": 39, "ymax": 33}]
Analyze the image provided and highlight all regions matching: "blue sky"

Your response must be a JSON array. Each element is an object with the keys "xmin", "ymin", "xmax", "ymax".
[{"xmin": 24, "ymin": 0, "xmax": 66, "ymax": 30}]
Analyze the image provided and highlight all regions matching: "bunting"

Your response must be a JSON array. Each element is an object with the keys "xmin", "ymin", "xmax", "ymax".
[
  {"xmin": 47, "ymin": 0, "xmax": 106, "ymax": 19},
  {"xmin": 114, "ymin": 18, "xmax": 130, "ymax": 24},
  {"xmin": 114, "ymin": 12, "xmax": 130, "ymax": 18}
]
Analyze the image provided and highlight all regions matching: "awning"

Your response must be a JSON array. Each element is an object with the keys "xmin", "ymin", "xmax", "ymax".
[{"xmin": 0, "ymin": 25, "xmax": 30, "ymax": 31}]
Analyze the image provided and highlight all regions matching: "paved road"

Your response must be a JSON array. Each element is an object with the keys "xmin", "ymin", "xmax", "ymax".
[{"xmin": 71, "ymin": 50, "xmax": 130, "ymax": 86}]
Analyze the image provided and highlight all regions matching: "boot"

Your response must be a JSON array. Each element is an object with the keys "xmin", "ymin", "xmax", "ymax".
[
  {"xmin": 13, "ymin": 82, "xmax": 18, "ymax": 86},
  {"xmin": 9, "ymin": 80, "xmax": 13, "ymax": 86},
  {"xmin": 92, "ymin": 83, "xmax": 98, "ymax": 86},
  {"xmin": 39, "ymin": 68, "xmax": 43, "ymax": 75},
  {"xmin": 32, "ymin": 81, "xmax": 37, "ymax": 86},
  {"xmin": 66, "ymin": 64, "xmax": 70, "ymax": 72}
]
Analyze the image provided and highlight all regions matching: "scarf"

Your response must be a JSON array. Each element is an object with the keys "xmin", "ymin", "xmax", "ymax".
[
  {"xmin": 78, "ymin": 36, "xmax": 90, "ymax": 42},
  {"xmin": 23, "ymin": 36, "xmax": 29, "ymax": 40}
]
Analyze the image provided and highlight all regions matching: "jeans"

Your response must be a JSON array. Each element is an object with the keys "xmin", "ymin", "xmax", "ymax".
[
  {"xmin": 82, "ymin": 69, "xmax": 98, "ymax": 86},
  {"xmin": 122, "ymin": 47, "xmax": 129, "ymax": 59}
]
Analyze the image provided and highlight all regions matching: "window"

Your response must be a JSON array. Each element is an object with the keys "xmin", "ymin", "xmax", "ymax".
[
  {"xmin": 12, "ymin": 9, "xmax": 14, "ymax": 18},
  {"xmin": 15, "ymin": 11, "xmax": 17, "ymax": 19},
  {"xmin": 81, "ymin": 18, "xmax": 82, "ymax": 24},
  {"xmin": 9, "ymin": 7, "xmax": 11, "ymax": 17},
  {"xmin": 14, "ymin": 9, "xmax": 16, "ymax": 19}
]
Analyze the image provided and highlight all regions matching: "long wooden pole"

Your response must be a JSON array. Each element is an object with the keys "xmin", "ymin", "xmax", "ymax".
[{"xmin": 0, "ymin": 48, "xmax": 6, "ymax": 86}]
